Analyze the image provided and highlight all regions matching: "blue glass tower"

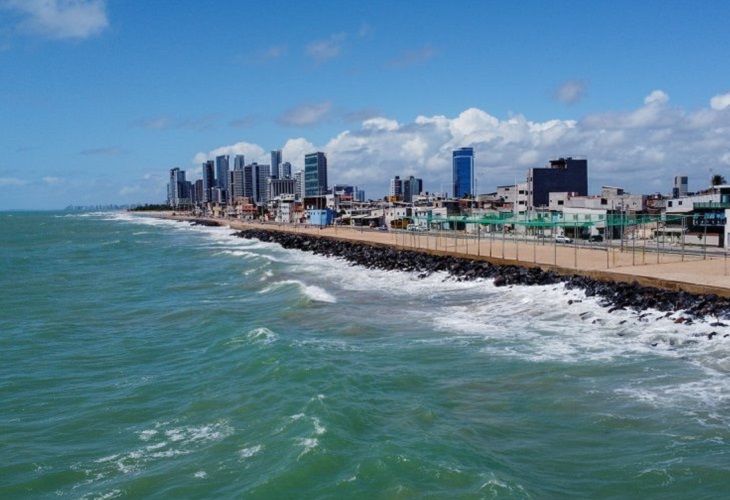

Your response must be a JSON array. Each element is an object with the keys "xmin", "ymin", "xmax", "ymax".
[
  {"xmin": 304, "ymin": 152, "xmax": 328, "ymax": 197},
  {"xmin": 452, "ymin": 147, "xmax": 474, "ymax": 198}
]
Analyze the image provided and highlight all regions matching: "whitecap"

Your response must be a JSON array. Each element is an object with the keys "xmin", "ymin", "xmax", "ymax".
[
  {"xmin": 259, "ymin": 279, "xmax": 337, "ymax": 303},
  {"xmin": 244, "ymin": 327, "xmax": 278, "ymax": 345},
  {"xmin": 296, "ymin": 437, "xmax": 318, "ymax": 458},
  {"xmin": 238, "ymin": 444, "xmax": 263, "ymax": 459}
]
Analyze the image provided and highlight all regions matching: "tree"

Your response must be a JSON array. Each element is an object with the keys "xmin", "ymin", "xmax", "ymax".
[{"xmin": 711, "ymin": 173, "xmax": 727, "ymax": 186}]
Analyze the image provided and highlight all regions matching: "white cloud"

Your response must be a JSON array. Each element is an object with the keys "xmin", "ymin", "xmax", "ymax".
[
  {"xmin": 305, "ymin": 33, "xmax": 345, "ymax": 62},
  {"xmin": 554, "ymin": 79, "xmax": 587, "ymax": 105},
  {"xmin": 193, "ymin": 142, "xmax": 267, "ymax": 166},
  {"xmin": 644, "ymin": 89, "xmax": 669, "ymax": 106},
  {"xmin": 362, "ymin": 117, "xmax": 399, "ymax": 131},
  {"xmin": 278, "ymin": 101, "xmax": 333, "ymax": 127},
  {"xmin": 198, "ymin": 91, "xmax": 730, "ymax": 198},
  {"xmin": 282, "ymin": 138, "xmax": 316, "ymax": 170},
  {"xmin": 710, "ymin": 92, "xmax": 730, "ymax": 111},
  {"xmin": 3, "ymin": 0, "xmax": 108, "ymax": 40},
  {"xmin": 42, "ymin": 176, "xmax": 63, "ymax": 184}
]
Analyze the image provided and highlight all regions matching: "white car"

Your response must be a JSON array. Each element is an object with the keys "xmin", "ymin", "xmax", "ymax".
[{"xmin": 554, "ymin": 235, "xmax": 573, "ymax": 244}]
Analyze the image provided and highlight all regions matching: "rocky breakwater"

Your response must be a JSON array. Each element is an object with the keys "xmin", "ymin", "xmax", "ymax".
[{"xmin": 233, "ymin": 228, "xmax": 730, "ymax": 340}]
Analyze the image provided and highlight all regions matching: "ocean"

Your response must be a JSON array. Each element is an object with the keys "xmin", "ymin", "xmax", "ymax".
[{"xmin": 2, "ymin": 211, "xmax": 729, "ymax": 499}]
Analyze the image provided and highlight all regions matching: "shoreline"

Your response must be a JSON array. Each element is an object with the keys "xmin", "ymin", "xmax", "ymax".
[
  {"xmin": 161, "ymin": 215, "xmax": 730, "ymax": 322},
  {"xmin": 228, "ymin": 226, "xmax": 730, "ymax": 322}
]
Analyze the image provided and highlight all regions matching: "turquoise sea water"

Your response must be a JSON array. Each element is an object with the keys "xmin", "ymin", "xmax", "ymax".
[{"xmin": 2, "ymin": 211, "xmax": 730, "ymax": 499}]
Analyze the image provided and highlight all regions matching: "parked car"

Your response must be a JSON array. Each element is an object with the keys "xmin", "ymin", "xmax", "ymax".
[
  {"xmin": 589, "ymin": 234, "xmax": 604, "ymax": 242},
  {"xmin": 407, "ymin": 224, "xmax": 427, "ymax": 232},
  {"xmin": 554, "ymin": 235, "xmax": 573, "ymax": 244},
  {"xmin": 378, "ymin": 225, "xmax": 389, "ymax": 231}
]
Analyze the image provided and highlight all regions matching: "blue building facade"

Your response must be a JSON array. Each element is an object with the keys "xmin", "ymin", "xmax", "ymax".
[
  {"xmin": 452, "ymin": 147, "xmax": 474, "ymax": 198},
  {"xmin": 304, "ymin": 152, "xmax": 328, "ymax": 197},
  {"xmin": 308, "ymin": 208, "xmax": 335, "ymax": 226}
]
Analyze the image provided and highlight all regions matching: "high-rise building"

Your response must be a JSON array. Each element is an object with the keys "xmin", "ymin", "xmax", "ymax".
[
  {"xmin": 202, "ymin": 160, "xmax": 215, "ymax": 203},
  {"xmin": 230, "ymin": 169, "xmax": 246, "ymax": 201},
  {"xmin": 294, "ymin": 170, "xmax": 304, "ymax": 199},
  {"xmin": 389, "ymin": 176, "xmax": 403, "ymax": 199},
  {"xmin": 403, "ymin": 176, "xmax": 423, "ymax": 202},
  {"xmin": 281, "ymin": 161, "xmax": 292, "ymax": 179},
  {"xmin": 234, "ymin": 154, "xmax": 245, "ymax": 171},
  {"xmin": 193, "ymin": 179, "xmax": 204, "ymax": 205},
  {"xmin": 527, "ymin": 157, "xmax": 588, "ymax": 211},
  {"xmin": 673, "ymin": 175, "xmax": 688, "ymax": 198},
  {"xmin": 215, "ymin": 155, "xmax": 230, "ymax": 202},
  {"xmin": 452, "ymin": 147, "xmax": 474, "ymax": 198},
  {"xmin": 243, "ymin": 163, "xmax": 271, "ymax": 204},
  {"xmin": 167, "ymin": 167, "xmax": 190, "ymax": 207},
  {"xmin": 270, "ymin": 150, "xmax": 282, "ymax": 179},
  {"xmin": 304, "ymin": 152, "xmax": 328, "ymax": 197}
]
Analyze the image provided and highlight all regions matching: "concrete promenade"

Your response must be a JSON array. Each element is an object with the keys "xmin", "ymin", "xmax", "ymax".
[{"xmin": 174, "ymin": 215, "xmax": 730, "ymax": 297}]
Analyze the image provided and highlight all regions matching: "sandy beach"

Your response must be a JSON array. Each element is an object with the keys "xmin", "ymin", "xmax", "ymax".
[{"xmin": 160, "ymin": 214, "xmax": 730, "ymax": 297}]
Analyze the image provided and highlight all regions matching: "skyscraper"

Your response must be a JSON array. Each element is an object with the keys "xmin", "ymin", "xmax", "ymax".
[
  {"xmin": 403, "ymin": 176, "xmax": 423, "ymax": 202},
  {"xmin": 270, "ymin": 150, "xmax": 282, "ymax": 179},
  {"xmin": 202, "ymin": 160, "xmax": 215, "ymax": 203},
  {"xmin": 281, "ymin": 161, "xmax": 292, "ymax": 179},
  {"xmin": 389, "ymin": 176, "xmax": 403, "ymax": 199},
  {"xmin": 304, "ymin": 152, "xmax": 328, "ymax": 197},
  {"xmin": 168, "ymin": 167, "xmax": 190, "ymax": 207},
  {"xmin": 234, "ymin": 154, "xmax": 245, "ymax": 171},
  {"xmin": 215, "ymin": 155, "xmax": 230, "ymax": 202},
  {"xmin": 452, "ymin": 147, "xmax": 474, "ymax": 198},
  {"xmin": 243, "ymin": 163, "xmax": 271, "ymax": 204}
]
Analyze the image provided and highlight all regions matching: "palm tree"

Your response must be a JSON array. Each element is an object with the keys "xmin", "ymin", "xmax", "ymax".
[{"xmin": 711, "ymin": 173, "xmax": 727, "ymax": 186}]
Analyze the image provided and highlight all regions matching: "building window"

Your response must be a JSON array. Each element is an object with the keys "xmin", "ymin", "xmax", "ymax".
[
  {"xmin": 558, "ymin": 200, "xmax": 564, "ymax": 205},
  {"xmin": 678, "ymin": 201, "xmax": 683, "ymax": 206}
]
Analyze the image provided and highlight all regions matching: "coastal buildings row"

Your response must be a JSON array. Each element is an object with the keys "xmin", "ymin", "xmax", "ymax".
[{"xmin": 167, "ymin": 149, "xmax": 730, "ymax": 247}]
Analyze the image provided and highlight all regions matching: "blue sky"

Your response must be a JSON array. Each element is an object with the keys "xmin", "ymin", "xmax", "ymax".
[{"xmin": 2, "ymin": 0, "xmax": 730, "ymax": 209}]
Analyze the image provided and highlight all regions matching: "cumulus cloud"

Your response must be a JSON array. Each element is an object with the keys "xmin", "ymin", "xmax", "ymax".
[
  {"xmin": 3, "ymin": 0, "xmax": 108, "ymax": 40},
  {"xmin": 198, "ymin": 91, "xmax": 730, "ymax": 198},
  {"xmin": 193, "ymin": 141, "xmax": 267, "ymax": 166},
  {"xmin": 554, "ymin": 79, "xmax": 587, "ymax": 105},
  {"xmin": 305, "ymin": 33, "xmax": 346, "ymax": 62},
  {"xmin": 710, "ymin": 92, "xmax": 730, "ymax": 111},
  {"xmin": 644, "ymin": 89, "xmax": 669, "ymax": 106},
  {"xmin": 277, "ymin": 101, "xmax": 333, "ymax": 127}
]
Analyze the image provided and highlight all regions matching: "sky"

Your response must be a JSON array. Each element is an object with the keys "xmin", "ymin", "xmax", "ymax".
[{"xmin": 1, "ymin": 0, "xmax": 730, "ymax": 209}]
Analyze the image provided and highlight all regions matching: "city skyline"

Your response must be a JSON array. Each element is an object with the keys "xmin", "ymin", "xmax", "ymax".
[{"xmin": 2, "ymin": 1, "xmax": 730, "ymax": 210}]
